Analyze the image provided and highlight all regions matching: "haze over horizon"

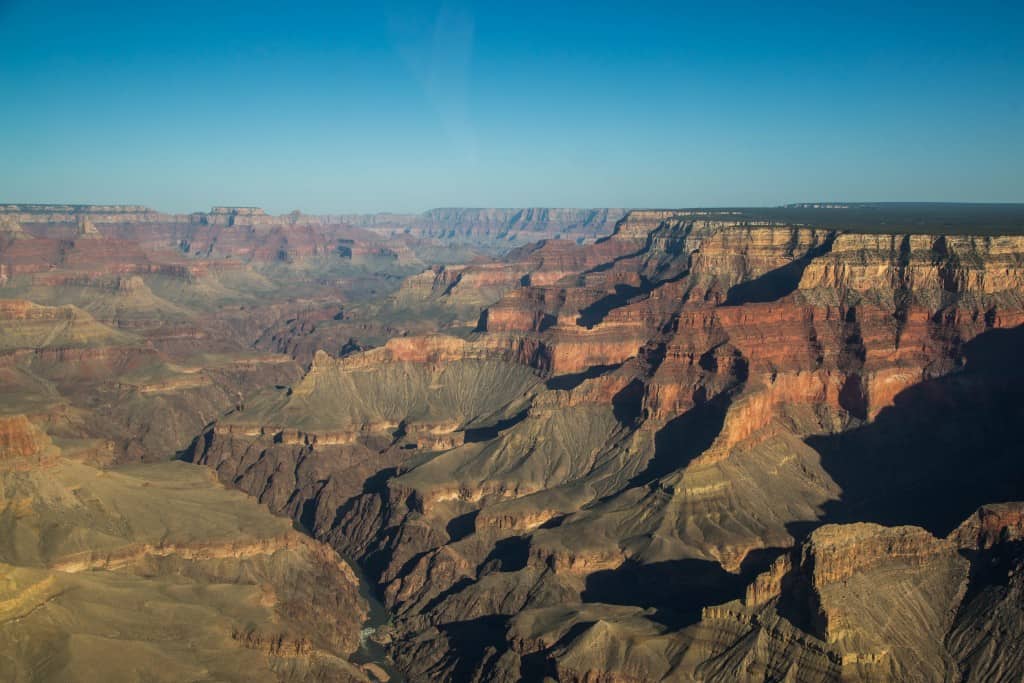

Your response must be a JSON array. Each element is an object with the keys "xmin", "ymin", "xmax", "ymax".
[
  {"xmin": 4, "ymin": 5, "xmax": 1024, "ymax": 680},
  {"xmin": 1, "ymin": 0, "xmax": 1021, "ymax": 214}
]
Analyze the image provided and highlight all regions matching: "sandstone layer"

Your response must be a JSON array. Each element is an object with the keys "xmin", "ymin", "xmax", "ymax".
[
  {"xmin": 189, "ymin": 206, "xmax": 1024, "ymax": 681},
  {"xmin": 0, "ymin": 459, "xmax": 374, "ymax": 682},
  {"xmin": 7, "ymin": 202, "xmax": 1024, "ymax": 682}
]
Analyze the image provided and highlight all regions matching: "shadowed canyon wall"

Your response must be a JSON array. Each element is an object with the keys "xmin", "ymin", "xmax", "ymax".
[{"xmin": 5, "ymin": 203, "xmax": 1024, "ymax": 681}]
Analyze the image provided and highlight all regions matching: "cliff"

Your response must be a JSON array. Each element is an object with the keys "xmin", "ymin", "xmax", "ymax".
[
  {"xmin": 7, "ymin": 201, "xmax": 1024, "ymax": 682},
  {"xmin": 189, "ymin": 208, "xmax": 1024, "ymax": 682},
  {"xmin": 343, "ymin": 207, "xmax": 626, "ymax": 246},
  {"xmin": 0, "ymin": 459, "xmax": 372, "ymax": 682}
]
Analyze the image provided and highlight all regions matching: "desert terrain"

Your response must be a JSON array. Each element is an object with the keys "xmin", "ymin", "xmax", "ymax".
[{"xmin": 2, "ymin": 203, "xmax": 1023, "ymax": 681}]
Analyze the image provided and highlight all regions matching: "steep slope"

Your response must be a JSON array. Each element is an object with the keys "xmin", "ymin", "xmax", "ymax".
[
  {"xmin": 341, "ymin": 208, "xmax": 626, "ymax": 249},
  {"xmin": 8, "ymin": 202, "xmax": 1024, "ymax": 682},
  {"xmin": 502, "ymin": 505, "xmax": 1024, "ymax": 683},
  {"xmin": 191, "ymin": 335, "xmax": 547, "ymax": 530},
  {"xmin": 0, "ymin": 454, "xmax": 374, "ymax": 682},
  {"xmin": 610, "ymin": 504, "xmax": 1021, "ymax": 682},
  {"xmin": 189, "ymin": 207, "xmax": 1024, "ymax": 681}
]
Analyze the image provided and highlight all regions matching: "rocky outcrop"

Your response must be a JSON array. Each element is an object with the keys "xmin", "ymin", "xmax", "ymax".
[
  {"xmin": 0, "ymin": 214, "xmax": 25, "ymax": 243},
  {"xmin": 344, "ymin": 207, "xmax": 626, "ymax": 246},
  {"xmin": 951, "ymin": 502, "xmax": 1024, "ymax": 549},
  {"xmin": 75, "ymin": 214, "xmax": 102, "ymax": 237},
  {"xmin": 0, "ymin": 459, "xmax": 372, "ymax": 682},
  {"xmin": 268, "ymin": 209, "xmax": 1024, "ymax": 681},
  {"xmin": 0, "ymin": 414, "xmax": 52, "ymax": 461},
  {"xmin": 695, "ymin": 507, "xmax": 1024, "ymax": 682},
  {"xmin": 6, "ymin": 201, "xmax": 1024, "ymax": 682},
  {"xmin": 491, "ymin": 507, "xmax": 1024, "ymax": 683}
]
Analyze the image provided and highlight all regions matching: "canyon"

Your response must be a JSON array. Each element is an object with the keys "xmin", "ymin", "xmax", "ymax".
[{"xmin": 2, "ymin": 203, "xmax": 1024, "ymax": 682}]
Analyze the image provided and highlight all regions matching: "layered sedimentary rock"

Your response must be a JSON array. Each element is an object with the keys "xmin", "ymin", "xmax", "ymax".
[
  {"xmin": 341, "ymin": 207, "xmax": 627, "ymax": 247},
  {"xmin": 0, "ymin": 459, "xmax": 373, "ymax": 682},
  {"xmin": 190, "ymin": 206, "xmax": 1024, "ymax": 682},
  {"xmin": 0, "ymin": 203, "xmax": 473, "ymax": 681},
  {"xmin": 501, "ymin": 506, "xmax": 1024, "ymax": 683},
  {"xmin": 0, "ymin": 203, "xmax": 421, "ymax": 463},
  {"xmin": 190, "ymin": 336, "xmax": 548, "ymax": 532},
  {"xmin": 0, "ymin": 293, "xmax": 304, "ymax": 463},
  {"xmin": 7, "ymin": 201, "xmax": 1024, "ymax": 682},
  {"xmin": 0, "ymin": 414, "xmax": 53, "ymax": 461}
]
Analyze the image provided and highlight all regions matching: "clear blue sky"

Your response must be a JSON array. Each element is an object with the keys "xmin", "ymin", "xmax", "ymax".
[{"xmin": 1, "ymin": 1, "xmax": 1021, "ymax": 213}]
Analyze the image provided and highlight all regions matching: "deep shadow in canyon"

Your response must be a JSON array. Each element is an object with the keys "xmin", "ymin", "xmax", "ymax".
[
  {"xmin": 723, "ymin": 233, "xmax": 837, "ymax": 306},
  {"xmin": 806, "ymin": 324, "xmax": 1024, "ymax": 537},
  {"xmin": 577, "ymin": 326, "xmax": 1024, "ymax": 636},
  {"xmin": 582, "ymin": 547, "xmax": 785, "ymax": 629},
  {"xmin": 626, "ymin": 390, "xmax": 733, "ymax": 489}
]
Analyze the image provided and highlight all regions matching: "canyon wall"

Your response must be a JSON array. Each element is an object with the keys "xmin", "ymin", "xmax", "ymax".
[
  {"xmin": 188, "ymin": 206, "xmax": 1024, "ymax": 681},
  {"xmin": 6, "ymin": 202, "xmax": 1024, "ymax": 682}
]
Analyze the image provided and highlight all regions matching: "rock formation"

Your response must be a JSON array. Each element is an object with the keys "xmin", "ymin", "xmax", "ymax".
[
  {"xmin": 4, "ymin": 202, "xmax": 1024, "ymax": 682},
  {"xmin": 341, "ymin": 207, "xmax": 627, "ymax": 247},
  {"xmin": 0, "ymin": 459, "xmax": 373, "ymax": 682},
  {"xmin": 188, "ymin": 205, "xmax": 1024, "ymax": 679}
]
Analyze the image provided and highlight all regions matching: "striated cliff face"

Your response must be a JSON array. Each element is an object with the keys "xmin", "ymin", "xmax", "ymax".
[
  {"xmin": 0, "ymin": 207, "xmax": 402, "ymax": 665},
  {"xmin": 489, "ymin": 506, "xmax": 1024, "ymax": 683},
  {"xmin": 341, "ymin": 207, "xmax": 626, "ymax": 247},
  {"xmin": 681, "ymin": 513, "xmax": 1000, "ymax": 680},
  {"xmin": 0, "ymin": 202, "xmax": 627, "ymax": 681},
  {"xmin": 182, "ymin": 206, "xmax": 1024, "ymax": 682},
  {"xmin": 0, "ymin": 204, "xmax": 416, "ymax": 465},
  {"xmin": 0, "ymin": 414, "xmax": 53, "ymax": 461},
  {"xmin": 7, "ymin": 202, "xmax": 1024, "ymax": 682},
  {"xmin": 2, "ymin": 204, "xmax": 625, "ymax": 266},
  {"xmin": 693, "ymin": 507, "xmax": 1024, "ymax": 682},
  {"xmin": 1, "ymin": 203, "xmax": 421, "ymax": 272},
  {"xmin": 0, "ymin": 460, "xmax": 373, "ymax": 682}
]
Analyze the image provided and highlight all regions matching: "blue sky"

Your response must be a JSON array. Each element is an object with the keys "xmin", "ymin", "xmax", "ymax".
[{"xmin": 0, "ymin": 1, "xmax": 1021, "ymax": 213}]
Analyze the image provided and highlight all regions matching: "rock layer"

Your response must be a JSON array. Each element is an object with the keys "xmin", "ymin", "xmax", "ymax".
[
  {"xmin": 7, "ymin": 202, "xmax": 1024, "ymax": 682},
  {"xmin": 188, "ymin": 206, "xmax": 1024, "ymax": 681}
]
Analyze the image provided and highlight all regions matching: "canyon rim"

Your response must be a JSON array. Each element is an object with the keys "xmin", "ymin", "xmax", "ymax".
[{"xmin": 2, "ymin": 203, "xmax": 1024, "ymax": 681}]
